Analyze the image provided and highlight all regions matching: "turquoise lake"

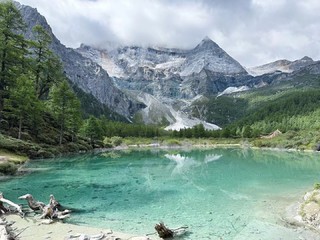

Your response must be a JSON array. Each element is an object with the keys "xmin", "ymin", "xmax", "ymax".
[{"xmin": 1, "ymin": 148, "xmax": 320, "ymax": 239}]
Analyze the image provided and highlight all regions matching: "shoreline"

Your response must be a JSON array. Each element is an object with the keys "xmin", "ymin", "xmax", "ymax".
[
  {"xmin": 108, "ymin": 142, "xmax": 319, "ymax": 154},
  {"xmin": 4, "ymin": 214, "xmax": 157, "ymax": 240}
]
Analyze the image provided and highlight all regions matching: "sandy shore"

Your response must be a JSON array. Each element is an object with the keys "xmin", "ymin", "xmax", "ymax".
[{"xmin": 5, "ymin": 214, "xmax": 157, "ymax": 240}]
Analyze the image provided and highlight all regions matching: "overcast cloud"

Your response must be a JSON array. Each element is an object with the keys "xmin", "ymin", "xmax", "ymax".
[{"xmin": 18, "ymin": 0, "xmax": 320, "ymax": 67}]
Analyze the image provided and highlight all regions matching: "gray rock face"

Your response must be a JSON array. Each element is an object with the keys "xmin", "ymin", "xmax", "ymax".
[
  {"xmin": 248, "ymin": 57, "xmax": 316, "ymax": 76},
  {"xmin": 77, "ymin": 37, "xmax": 251, "ymax": 100},
  {"xmin": 16, "ymin": 2, "xmax": 143, "ymax": 119},
  {"xmin": 76, "ymin": 38, "xmax": 254, "ymax": 128},
  {"xmin": 180, "ymin": 37, "xmax": 247, "ymax": 76}
]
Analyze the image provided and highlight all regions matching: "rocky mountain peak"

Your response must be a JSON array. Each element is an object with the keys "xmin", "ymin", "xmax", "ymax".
[
  {"xmin": 193, "ymin": 36, "xmax": 220, "ymax": 51},
  {"xmin": 181, "ymin": 36, "xmax": 247, "ymax": 76},
  {"xmin": 300, "ymin": 56, "xmax": 313, "ymax": 61}
]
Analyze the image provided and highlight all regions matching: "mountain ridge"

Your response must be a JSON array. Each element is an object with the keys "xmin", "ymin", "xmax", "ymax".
[{"xmin": 16, "ymin": 2, "xmax": 144, "ymax": 120}]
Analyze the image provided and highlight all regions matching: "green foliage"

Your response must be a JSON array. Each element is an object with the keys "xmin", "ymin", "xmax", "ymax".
[
  {"xmin": 0, "ymin": 1, "xmax": 26, "ymax": 111},
  {"xmin": 0, "ymin": 161, "xmax": 17, "ymax": 175},
  {"xmin": 103, "ymin": 136, "xmax": 123, "ymax": 148},
  {"xmin": 314, "ymin": 183, "xmax": 320, "ymax": 190},
  {"xmin": 238, "ymin": 90, "xmax": 320, "ymax": 128},
  {"xmin": 30, "ymin": 25, "xmax": 63, "ymax": 100},
  {"xmin": 48, "ymin": 80, "xmax": 81, "ymax": 144},
  {"xmin": 191, "ymin": 96, "xmax": 248, "ymax": 127},
  {"xmin": 81, "ymin": 116, "xmax": 103, "ymax": 146},
  {"xmin": 164, "ymin": 139, "xmax": 181, "ymax": 146},
  {"xmin": 4, "ymin": 73, "xmax": 39, "ymax": 139}
]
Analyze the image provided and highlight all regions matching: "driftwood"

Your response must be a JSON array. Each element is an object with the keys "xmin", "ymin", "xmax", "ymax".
[
  {"xmin": 18, "ymin": 194, "xmax": 45, "ymax": 211},
  {"xmin": 153, "ymin": 222, "xmax": 188, "ymax": 239},
  {"xmin": 19, "ymin": 193, "xmax": 71, "ymax": 220},
  {"xmin": 0, "ymin": 217, "xmax": 16, "ymax": 240},
  {"xmin": 155, "ymin": 222, "xmax": 174, "ymax": 239},
  {"xmin": 0, "ymin": 193, "xmax": 23, "ymax": 216}
]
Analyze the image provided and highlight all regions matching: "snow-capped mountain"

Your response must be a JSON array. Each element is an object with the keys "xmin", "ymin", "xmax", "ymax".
[
  {"xmin": 77, "ymin": 37, "xmax": 252, "ymax": 129},
  {"xmin": 247, "ymin": 56, "xmax": 315, "ymax": 76}
]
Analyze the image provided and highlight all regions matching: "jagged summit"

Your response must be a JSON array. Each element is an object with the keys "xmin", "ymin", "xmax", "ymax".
[
  {"xmin": 194, "ymin": 36, "xmax": 220, "ymax": 50},
  {"xmin": 181, "ymin": 36, "xmax": 247, "ymax": 76}
]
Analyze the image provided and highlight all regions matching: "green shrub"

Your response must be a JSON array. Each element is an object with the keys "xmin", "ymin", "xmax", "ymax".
[
  {"xmin": 111, "ymin": 136, "xmax": 122, "ymax": 146},
  {"xmin": 103, "ymin": 137, "xmax": 113, "ymax": 148},
  {"xmin": 165, "ymin": 139, "xmax": 181, "ymax": 146},
  {"xmin": 0, "ymin": 162, "xmax": 18, "ymax": 175},
  {"xmin": 314, "ymin": 183, "xmax": 320, "ymax": 190}
]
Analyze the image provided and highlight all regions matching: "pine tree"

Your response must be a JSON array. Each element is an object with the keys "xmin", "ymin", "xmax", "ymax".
[
  {"xmin": 30, "ymin": 25, "xmax": 63, "ymax": 100},
  {"xmin": 0, "ymin": 1, "xmax": 26, "ymax": 112},
  {"xmin": 4, "ymin": 74, "xmax": 38, "ymax": 139},
  {"xmin": 81, "ymin": 116, "xmax": 103, "ymax": 147},
  {"xmin": 48, "ymin": 80, "xmax": 81, "ymax": 144}
]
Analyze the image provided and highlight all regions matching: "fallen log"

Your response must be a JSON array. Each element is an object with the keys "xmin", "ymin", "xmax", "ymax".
[
  {"xmin": 0, "ymin": 193, "xmax": 23, "ymax": 216},
  {"xmin": 0, "ymin": 217, "xmax": 16, "ymax": 240}
]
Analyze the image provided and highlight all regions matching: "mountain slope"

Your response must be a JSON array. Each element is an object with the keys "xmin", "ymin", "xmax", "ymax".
[
  {"xmin": 247, "ymin": 57, "xmax": 316, "ymax": 76},
  {"xmin": 77, "ymin": 37, "xmax": 252, "ymax": 99},
  {"xmin": 16, "ymin": 2, "xmax": 144, "ymax": 119},
  {"xmin": 180, "ymin": 37, "xmax": 247, "ymax": 76},
  {"xmin": 77, "ymin": 37, "xmax": 254, "ymax": 129}
]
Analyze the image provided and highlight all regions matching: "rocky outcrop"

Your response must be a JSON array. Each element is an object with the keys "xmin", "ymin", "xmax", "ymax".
[
  {"xmin": 299, "ymin": 189, "xmax": 320, "ymax": 228},
  {"xmin": 16, "ymin": 2, "xmax": 143, "ymax": 119},
  {"xmin": 248, "ymin": 56, "xmax": 316, "ymax": 76}
]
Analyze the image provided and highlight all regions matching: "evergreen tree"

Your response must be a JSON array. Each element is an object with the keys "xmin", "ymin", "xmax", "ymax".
[
  {"xmin": 4, "ymin": 74, "xmax": 38, "ymax": 139},
  {"xmin": 81, "ymin": 116, "xmax": 103, "ymax": 147},
  {"xmin": 48, "ymin": 80, "xmax": 81, "ymax": 145},
  {"xmin": 0, "ymin": 1, "xmax": 26, "ymax": 112},
  {"xmin": 30, "ymin": 25, "xmax": 63, "ymax": 100}
]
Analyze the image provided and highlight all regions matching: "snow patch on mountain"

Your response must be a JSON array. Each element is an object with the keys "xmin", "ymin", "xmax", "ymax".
[
  {"xmin": 133, "ymin": 92, "xmax": 175, "ymax": 125},
  {"xmin": 218, "ymin": 86, "xmax": 250, "ymax": 97},
  {"xmin": 164, "ymin": 107, "xmax": 220, "ymax": 131},
  {"xmin": 129, "ymin": 91, "xmax": 220, "ymax": 131}
]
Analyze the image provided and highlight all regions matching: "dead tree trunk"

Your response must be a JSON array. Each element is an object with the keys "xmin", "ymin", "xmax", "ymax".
[{"xmin": 155, "ymin": 222, "xmax": 174, "ymax": 239}]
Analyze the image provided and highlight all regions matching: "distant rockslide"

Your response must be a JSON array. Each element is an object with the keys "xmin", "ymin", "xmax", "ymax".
[{"xmin": 16, "ymin": 2, "xmax": 144, "ymax": 119}]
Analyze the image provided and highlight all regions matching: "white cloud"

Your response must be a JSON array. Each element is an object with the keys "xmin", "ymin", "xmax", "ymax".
[{"xmin": 18, "ymin": 0, "xmax": 320, "ymax": 67}]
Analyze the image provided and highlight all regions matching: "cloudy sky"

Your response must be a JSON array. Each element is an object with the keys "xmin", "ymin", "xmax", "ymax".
[{"xmin": 18, "ymin": 0, "xmax": 320, "ymax": 67}]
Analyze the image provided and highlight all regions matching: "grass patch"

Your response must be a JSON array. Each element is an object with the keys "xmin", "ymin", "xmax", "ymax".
[{"xmin": 0, "ymin": 149, "xmax": 28, "ymax": 164}]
